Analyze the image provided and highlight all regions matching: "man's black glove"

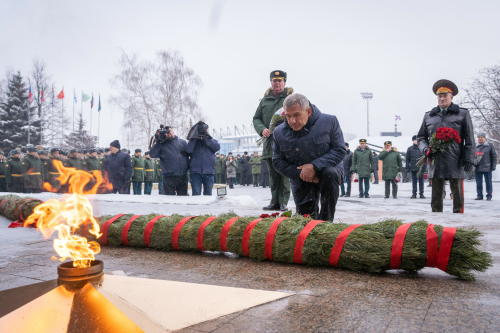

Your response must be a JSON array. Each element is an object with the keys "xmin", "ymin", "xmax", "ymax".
[
  {"xmin": 25, "ymin": 179, "xmax": 31, "ymax": 186},
  {"xmin": 464, "ymin": 162, "xmax": 474, "ymax": 172},
  {"xmin": 370, "ymin": 170, "xmax": 374, "ymax": 173}
]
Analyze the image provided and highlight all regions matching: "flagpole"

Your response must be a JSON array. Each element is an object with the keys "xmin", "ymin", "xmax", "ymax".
[
  {"xmin": 28, "ymin": 79, "xmax": 31, "ymax": 145},
  {"xmin": 51, "ymin": 85, "xmax": 54, "ymax": 146},
  {"xmin": 81, "ymin": 90, "xmax": 83, "ymax": 133},
  {"xmin": 98, "ymin": 111, "xmax": 100, "ymax": 147},
  {"xmin": 90, "ymin": 94, "xmax": 92, "ymax": 137},
  {"xmin": 72, "ymin": 89, "xmax": 75, "ymax": 133},
  {"xmin": 61, "ymin": 88, "xmax": 64, "ymax": 148}
]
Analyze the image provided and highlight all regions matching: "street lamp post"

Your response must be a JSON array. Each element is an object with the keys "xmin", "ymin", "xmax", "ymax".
[{"xmin": 360, "ymin": 92, "xmax": 373, "ymax": 137}]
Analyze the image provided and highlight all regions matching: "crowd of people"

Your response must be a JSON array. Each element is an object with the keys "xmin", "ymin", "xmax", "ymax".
[{"xmin": 0, "ymin": 73, "xmax": 497, "ymax": 220}]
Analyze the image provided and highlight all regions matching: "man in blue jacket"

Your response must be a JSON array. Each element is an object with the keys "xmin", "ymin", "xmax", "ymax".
[
  {"xmin": 150, "ymin": 127, "xmax": 189, "ymax": 195},
  {"xmin": 273, "ymin": 93, "xmax": 346, "ymax": 221},
  {"xmin": 185, "ymin": 123, "xmax": 220, "ymax": 195},
  {"xmin": 105, "ymin": 140, "xmax": 133, "ymax": 194}
]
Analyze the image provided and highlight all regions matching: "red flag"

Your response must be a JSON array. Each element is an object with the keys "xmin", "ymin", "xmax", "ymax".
[{"xmin": 57, "ymin": 89, "xmax": 64, "ymax": 99}]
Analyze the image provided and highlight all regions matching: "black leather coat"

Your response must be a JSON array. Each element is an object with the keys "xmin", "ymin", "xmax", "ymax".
[{"xmin": 417, "ymin": 103, "xmax": 475, "ymax": 179}]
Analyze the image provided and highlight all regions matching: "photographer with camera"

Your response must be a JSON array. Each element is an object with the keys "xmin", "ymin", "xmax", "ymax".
[
  {"xmin": 150, "ymin": 125, "xmax": 190, "ymax": 196},
  {"xmin": 185, "ymin": 121, "xmax": 220, "ymax": 196}
]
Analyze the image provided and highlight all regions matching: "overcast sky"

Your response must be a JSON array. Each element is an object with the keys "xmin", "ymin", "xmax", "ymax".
[{"xmin": 1, "ymin": 0, "xmax": 499, "ymax": 148}]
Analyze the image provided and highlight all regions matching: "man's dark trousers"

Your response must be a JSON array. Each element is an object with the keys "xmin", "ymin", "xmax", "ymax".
[
  {"xmin": 133, "ymin": 181, "xmax": 142, "ymax": 195},
  {"xmin": 385, "ymin": 180, "xmax": 398, "ymax": 197},
  {"xmin": 340, "ymin": 176, "xmax": 351, "ymax": 196},
  {"xmin": 296, "ymin": 166, "xmax": 342, "ymax": 221},
  {"xmin": 163, "ymin": 175, "xmax": 188, "ymax": 196},
  {"xmin": 373, "ymin": 171, "xmax": 379, "ymax": 184},
  {"xmin": 411, "ymin": 171, "xmax": 424, "ymax": 196},
  {"xmin": 475, "ymin": 171, "xmax": 492, "ymax": 199},
  {"xmin": 265, "ymin": 159, "xmax": 290, "ymax": 205},
  {"xmin": 144, "ymin": 181, "xmax": 153, "ymax": 195},
  {"xmin": 358, "ymin": 177, "xmax": 369, "ymax": 196},
  {"xmin": 111, "ymin": 181, "xmax": 128, "ymax": 194},
  {"xmin": 190, "ymin": 173, "xmax": 214, "ymax": 196},
  {"xmin": 431, "ymin": 178, "xmax": 464, "ymax": 213}
]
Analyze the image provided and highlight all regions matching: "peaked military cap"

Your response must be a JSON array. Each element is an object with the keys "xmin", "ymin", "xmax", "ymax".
[
  {"xmin": 10, "ymin": 149, "xmax": 20, "ymax": 155},
  {"xmin": 89, "ymin": 148, "xmax": 96, "ymax": 153},
  {"xmin": 104, "ymin": 148, "xmax": 110, "ymax": 152},
  {"xmin": 145, "ymin": 151, "xmax": 150, "ymax": 155},
  {"xmin": 70, "ymin": 148, "xmax": 78, "ymax": 154},
  {"xmin": 50, "ymin": 148, "xmax": 59, "ymax": 153},
  {"xmin": 359, "ymin": 139, "xmax": 367, "ymax": 143},
  {"xmin": 345, "ymin": 142, "xmax": 349, "ymax": 147},
  {"xmin": 27, "ymin": 147, "xmax": 37, "ymax": 152},
  {"xmin": 38, "ymin": 150, "xmax": 46, "ymax": 155},
  {"xmin": 270, "ymin": 70, "xmax": 287, "ymax": 82},
  {"xmin": 98, "ymin": 149, "xmax": 103, "ymax": 154},
  {"xmin": 433, "ymin": 79, "xmax": 458, "ymax": 96},
  {"xmin": 135, "ymin": 149, "xmax": 142, "ymax": 153},
  {"xmin": 384, "ymin": 141, "xmax": 392, "ymax": 146}
]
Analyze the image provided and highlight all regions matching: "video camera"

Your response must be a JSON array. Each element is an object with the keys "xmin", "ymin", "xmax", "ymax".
[
  {"xmin": 149, "ymin": 124, "xmax": 171, "ymax": 148},
  {"xmin": 187, "ymin": 121, "xmax": 211, "ymax": 140}
]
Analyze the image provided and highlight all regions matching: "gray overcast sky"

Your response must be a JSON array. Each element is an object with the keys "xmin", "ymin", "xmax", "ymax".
[{"xmin": 1, "ymin": 0, "xmax": 499, "ymax": 147}]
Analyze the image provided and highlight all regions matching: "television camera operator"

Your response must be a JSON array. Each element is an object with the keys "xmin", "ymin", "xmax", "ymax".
[
  {"xmin": 185, "ymin": 121, "xmax": 220, "ymax": 196},
  {"xmin": 150, "ymin": 125, "xmax": 189, "ymax": 196}
]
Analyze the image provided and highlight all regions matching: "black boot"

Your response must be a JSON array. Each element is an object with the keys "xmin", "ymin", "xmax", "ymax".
[
  {"xmin": 263, "ymin": 204, "xmax": 280, "ymax": 211},
  {"xmin": 411, "ymin": 194, "xmax": 417, "ymax": 199},
  {"xmin": 420, "ymin": 194, "xmax": 426, "ymax": 199},
  {"xmin": 280, "ymin": 204, "xmax": 288, "ymax": 211},
  {"xmin": 340, "ymin": 194, "xmax": 345, "ymax": 197}
]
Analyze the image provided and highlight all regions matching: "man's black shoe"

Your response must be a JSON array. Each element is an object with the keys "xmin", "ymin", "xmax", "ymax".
[
  {"xmin": 487, "ymin": 198, "xmax": 492, "ymax": 201},
  {"xmin": 263, "ymin": 204, "xmax": 280, "ymax": 211},
  {"xmin": 359, "ymin": 194, "xmax": 364, "ymax": 198},
  {"xmin": 340, "ymin": 194, "xmax": 345, "ymax": 197},
  {"xmin": 393, "ymin": 196, "xmax": 397, "ymax": 199},
  {"xmin": 280, "ymin": 204, "xmax": 288, "ymax": 211},
  {"xmin": 345, "ymin": 194, "xmax": 350, "ymax": 197},
  {"xmin": 365, "ymin": 194, "xmax": 370, "ymax": 198},
  {"xmin": 384, "ymin": 196, "xmax": 389, "ymax": 199},
  {"xmin": 475, "ymin": 197, "xmax": 483, "ymax": 200},
  {"xmin": 411, "ymin": 194, "xmax": 417, "ymax": 199},
  {"xmin": 420, "ymin": 194, "xmax": 426, "ymax": 199}
]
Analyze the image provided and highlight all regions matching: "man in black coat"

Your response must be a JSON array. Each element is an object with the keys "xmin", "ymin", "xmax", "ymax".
[
  {"xmin": 105, "ymin": 140, "xmax": 133, "ymax": 194},
  {"xmin": 239, "ymin": 152, "xmax": 252, "ymax": 186},
  {"xmin": 417, "ymin": 79, "xmax": 475, "ymax": 213},
  {"xmin": 273, "ymin": 93, "xmax": 345, "ymax": 221},
  {"xmin": 340, "ymin": 143, "xmax": 353, "ymax": 197},
  {"xmin": 150, "ymin": 127, "xmax": 190, "ymax": 195},
  {"xmin": 406, "ymin": 135, "xmax": 426, "ymax": 199},
  {"xmin": 474, "ymin": 132, "xmax": 497, "ymax": 201}
]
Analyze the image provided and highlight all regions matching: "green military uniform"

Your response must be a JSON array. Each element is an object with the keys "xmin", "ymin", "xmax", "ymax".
[
  {"xmin": 64, "ymin": 155, "xmax": 82, "ymax": 169},
  {"xmin": 5, "ymin": 156, "xmax": 24, "ymax": 192},
  {"xmin": 23, "ymin": 154, "xmax": 44, "ymax": 192},
  {"xmin": 132, "ymin": 154, "xmax": 145, "ymax": 195},
  {"xmin": 155, "ymin": 159, "xmax": 163, "ymax": 194},
  {"xmin": 144, "ymin": 157, "xmax": 155, "ymax": 195},
  {"xmin": 47, "ymin": 156, "xmax": 62, "ymax": 191},
  {"xmin": 42, "ymin": 159, "xmax": 50, "ymax": 183},
  {"xmin": 0, "ymin": 159, "xmax": 6, "ymax": 192},
  {"xmin": 252, "ymin": 73, "xmax": 292, "ymax": 208},
  {"xmin": 352, "ymin": 142, "xmax": 374, "ymax": 198},
  {"xmin": 220, "ymin": 157, "xmax": 227, "ymax": 184},
  {"xmin": 378, "ymin": 145, "xmax": 403, "ymax": 198},
  {"xmin": 84, "ymin": 156, "xmax": 103, "ymax": 173},
  {"xmin": 249, "ymin": 155, "xmax": 262, "ymax": 186},
  {"xmin": 215, "ymin": 156, "xmax": 223, "ymax": 184}
]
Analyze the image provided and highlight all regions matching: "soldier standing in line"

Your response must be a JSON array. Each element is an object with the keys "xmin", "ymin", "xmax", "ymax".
[
  {"xmin": 249, "ymin": 151, "xmax": 261, "ymax": 187},
  {"xmin": 253, "ymin": 70, "xmax": 292, "ymax": 211},
  {"xmin": 47, "ymin": 148, "xmax": 62, "ymax": 192},
  {"xmin": 154, "ymin": 158, "xmax": 163, "ymax": 194},
  {"xmin": 352, "ymin": 139, "xmax": 374, "ymax": 198},
  {"xmin": 131, "ymin": 149, "xmax": 145, "ymax": 195},
  {"xmin": 39, "ymin": 151, "xmax": 49, "ymax": 191},
  {"xmin": 65, "ymin": 149, "xmax": 82, "ymax": 169},
  {"xmin": 378, "ymin": 141, "xmax": 403, "ymax": 199},
  {"xmin": 5, "ymin": 150, "xmax": 24, "ymax": 193},
  {"xmin": 143, "ymin": 151, "xmax": 155, "ymax": 195},
  {"xmin": 0, "ymin": 151, "xmax": 6, "ymax": 192},
  {"xmin": 84, "ymin": 149, "xmax": 103, "ymax": 191},
  {"xmin": 417, "ymin": 79, "xmax": 475, "ymax": 213},
  {"xmin": 22, "ymin": 147, "xmax": 43, "ymax": 194}
]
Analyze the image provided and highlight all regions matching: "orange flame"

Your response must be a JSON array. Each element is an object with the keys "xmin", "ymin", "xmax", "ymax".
[{"xmin": 24, "ymin": 160, "xmax": 113, "ymax": 268}]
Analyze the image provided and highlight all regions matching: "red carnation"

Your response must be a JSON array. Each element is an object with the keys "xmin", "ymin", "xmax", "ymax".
[{"xmin": 260, "ymin": 214, "xmax": 270, "ymax": 218}]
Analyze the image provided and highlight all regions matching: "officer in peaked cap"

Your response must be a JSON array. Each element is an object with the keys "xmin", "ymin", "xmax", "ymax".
[
  {"xmin": 5, "ymin": 149, "xmax": 24, "ymax": 192},
  {"xmin": 252, "ymin": 70, "xmax": 293, "ymax": 211},
  {"xmin": 0, "ymin": 150, "xmax": 6, "ymax": 192},
  {"xmin": 417, "ymin": 79, "xmax": 475, "ymax": 213},
  {"xmin": 352, "ymin": 138, "xmax": 374, "ymax": 198},
  {"xmin": 47, "ymin": 147, "xmax": 62, "ymax": 192}
]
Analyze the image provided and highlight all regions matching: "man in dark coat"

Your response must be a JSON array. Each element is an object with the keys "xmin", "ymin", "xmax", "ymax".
[
  {"xmin": 239, "ymin": 152, "xmax": 252, "ymax": 186},
  {"xmin": 105, "ymin": 140, "xmax": 133, "ymax": 194},
  {"xmin": 150, "ymin": 128, "xmax": 190, "ymax": 196},
  {"xmin": 352, "ymin": 139, "xmax": 374, "ymax": 198},
  {"xmin": 417, "ymin": 79, "xmax": 475, "ymax": 213},
  {"xmin": 253, "ymin": 70, "xmax": 292, "ymax": 211},
  {"xmin": 185, "ymin": 126, "xmax": 220, "ymax": 196},
  {"xmin": 0, "ymin": 151, "xmax": 6, "ymax": 192},
  {"xmin": 340, "ymin": 143, "xmax": 353, "ymax": 197},
  {"xmin": 260, "ymin": 157, "xmax": 270, "ymax": 188},
  {"xmin": 372, "ymin": 152, "xmax": 379, "ymax": 184},
  {"xmin": 273, "ymin": 93, "xmax": 345, "ymax": 221},
  {"xmin": 474, "ymin": 132, "xmax": 497, "ymax": 201},
  {"xmin": 406, "ymin": 135, "xmax": 426, "ymax": 199}
]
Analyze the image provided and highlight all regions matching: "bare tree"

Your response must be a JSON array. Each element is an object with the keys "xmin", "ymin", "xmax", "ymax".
[
  {"xmin": 110, "ymin": 50, "xmax": 204, "ymax": 148},
  {"xmin": 461, "ymin": 64, "xmax": 500, "ymax": 150},
  {"xmin": 30, "ymin": 58, "xmax": 53, "ymax": 146}
]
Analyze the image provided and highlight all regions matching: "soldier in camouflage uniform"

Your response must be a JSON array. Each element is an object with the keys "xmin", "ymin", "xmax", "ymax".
[
  {"xmin": 0, "ymin": 151, "xmax": 6, "ymax": 192},
  {"xmin": 253, "ymin": 70, "xmax": 292, "ymax": 211},
  {"xmin": 132, "ymin": 149, "xmax": 145, "ymax": 195},
  {"xmin": 47, "ymin": 148, "xmax": 62, "ymax": 192},
  {"xmin": 143, "ymin": 151, "xmax": 155, "ymax": 195},
  {"xmin": 23, "ymin": 147, "xmax": 44, "ymax": 193},
  {"xmin": 5, "ymin": 150, "xmax": 24, "ymax": 193},
  {"xmin": 249, "ymin": 151, "xmax": 262, "ymax": 187}
]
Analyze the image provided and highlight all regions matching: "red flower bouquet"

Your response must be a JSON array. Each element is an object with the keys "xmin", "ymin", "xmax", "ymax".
[{"xmin": 416, "ymin": 127, "xmax": 461, "ymax": 176}]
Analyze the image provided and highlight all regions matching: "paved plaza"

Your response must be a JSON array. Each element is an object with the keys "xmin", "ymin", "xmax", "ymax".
[{"xmin": 1, "ymin": 180, "xmax": 499, "ymax": 332}]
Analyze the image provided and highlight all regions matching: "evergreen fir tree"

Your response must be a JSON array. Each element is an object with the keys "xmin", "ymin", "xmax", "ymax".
[
  {"xmin": 64, "ymin": 112, "xmax": 97, "ymax": 149},
  {"xmin": 0, "ymin": 71, "xmax": 40, "ymax": 151}
]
